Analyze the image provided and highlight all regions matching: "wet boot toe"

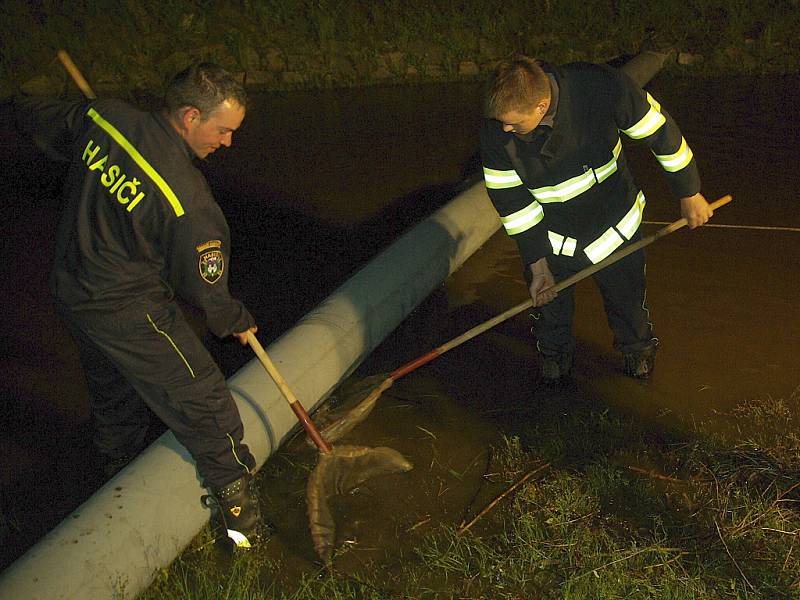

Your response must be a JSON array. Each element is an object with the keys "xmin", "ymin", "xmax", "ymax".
[
  {"xmin": 623, "ymin": 344, "xmax": 658, "ymax": 379},
  {"xmin": 539, "ymin": 351, "xmax": 573, "ymax": 387}
]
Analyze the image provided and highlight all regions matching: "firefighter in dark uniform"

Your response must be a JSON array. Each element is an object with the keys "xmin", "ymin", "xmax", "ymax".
[
  {"xmin": 481, "ymin": 56, "xmax": 713, "ymax": 383},
  {"xmin": 14, "ymin": 63, "xmax": 265, "ymax": 548}
]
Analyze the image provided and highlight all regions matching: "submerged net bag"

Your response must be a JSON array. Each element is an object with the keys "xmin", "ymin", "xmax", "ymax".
[{"xmin": 306, "ymin": 445, "xmax": 413, "ymax": 563}]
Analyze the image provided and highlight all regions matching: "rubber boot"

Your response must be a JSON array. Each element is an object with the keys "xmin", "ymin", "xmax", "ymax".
[
  {"xmin": 538, "ymin": 347, "xmax": 573, "ymax": 387},
  {"xmin": 205, "ymin": 474, "xmax": 265, "ymax": 549},
  {"xmin": 623, "ymin": 341, "xmax": 659, "ymax": 379}
]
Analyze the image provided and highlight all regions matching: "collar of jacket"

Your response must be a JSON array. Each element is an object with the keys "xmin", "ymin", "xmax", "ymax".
[
  {"xmin": 154, "ymin": 111, "xmax": 196, "ymax": 161},
  {"xmin": 539, "ymin": 74, "xmax": 559, "ymax": 128},
  {"xmin": 535, "ymin": 62, "xmax": 571, "ymax": 160}
]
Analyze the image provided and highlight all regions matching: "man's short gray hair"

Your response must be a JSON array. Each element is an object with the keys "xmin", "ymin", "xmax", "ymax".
[{"xmin": 164, "ymin": 62, "xmax": 247, "ymax": 121}]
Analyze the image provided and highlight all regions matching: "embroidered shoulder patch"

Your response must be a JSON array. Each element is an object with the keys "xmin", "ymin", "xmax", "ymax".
[
  {"xmin": 196, "ymin": 239, "xmax": 222, "ymax": 253},
  {"xmin": 199, "ymin": 249, "xmax": 224, "ymax": 284}
]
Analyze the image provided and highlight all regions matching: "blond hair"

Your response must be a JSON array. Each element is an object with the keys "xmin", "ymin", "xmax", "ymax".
[{"xmin": 485, "ymin": 56, "xmax": 550, "ymax": 119}]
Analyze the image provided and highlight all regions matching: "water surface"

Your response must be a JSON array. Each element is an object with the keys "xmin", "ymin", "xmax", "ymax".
[{"xmin": 1, "ymin": 75, "xmax": 798, "ymax": 575}]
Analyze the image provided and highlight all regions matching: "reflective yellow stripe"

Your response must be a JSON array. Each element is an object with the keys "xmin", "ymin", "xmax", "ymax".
[
  {"xmin": 585, "ymin": 227, "xmax": 625, "ymax": 264},
  {"xmin": 531, "ymin": 138, "xmax": 622, "ymax": 203},
  {"xmin": 500, "ymin": 200, "xmax": 544, "ymax": 235},
  {"xmin": 87, "ymin": 108, "xmax": 185, "ymax": 217},
  {"xmin": 548, "ymin": 231, "xmax": 577, "ymax": 257},
  {"xmin": 622, "ymin": 93, "xmax": 666, "ymax": 139},
  {"xmin": 653, "ymin": 137, "xmax": 694, "ymax": 172},
  {"xmin": 483, "ymin": 166, "xmax": 523, "ymax": 189},
  {"xmin": 563, "ymin": 237, "xmax": 577, "ymax": 257},
  {"xmin": 227, "ymin": 433, "xmax": 250, "ymax": 472},
  {"xmin": 584, "ymin": 192, "xmax": 645, "ymax": 263},
  {"xmin": 548, "ymin": 231, "xmax": 564, "ymax": 254},
  {"xmin": 594, "ymin": 139, "xmax": 622, "ymax": 183},
  {"xmin": 146, "ymin": 313, "xmax": 195, "ymax": 377},
  {"xmin": 549, "ymin": 192, "xmax": 646, "ymax": 264},
  {"xmin": 532, "ymin": 170, "xmax": 595, "ymax": 203},
  {"xmin": 617, "ymin": 191, "xmax": 646, "ymax": 239}
]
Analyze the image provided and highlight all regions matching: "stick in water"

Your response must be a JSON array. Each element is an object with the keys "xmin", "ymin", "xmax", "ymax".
[{"xmin": 457, "ymin": 462, "xmax": 550, "ymax": 535}]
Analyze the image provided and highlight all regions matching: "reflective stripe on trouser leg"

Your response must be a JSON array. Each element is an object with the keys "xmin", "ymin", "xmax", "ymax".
[{"xmin": 137, "ymin": 305, "xmax": 255, "ymax": 487}]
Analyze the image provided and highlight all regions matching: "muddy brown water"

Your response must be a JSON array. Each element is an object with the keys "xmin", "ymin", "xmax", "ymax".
[{"xmin": 1, "ymin": 75, "xmax": 798, "ymax": 579}]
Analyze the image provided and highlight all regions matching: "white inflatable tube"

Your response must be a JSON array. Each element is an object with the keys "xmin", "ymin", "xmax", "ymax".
[{"xmin": 0, "ymin": 181, "xmax": 500, "ymax": 600}]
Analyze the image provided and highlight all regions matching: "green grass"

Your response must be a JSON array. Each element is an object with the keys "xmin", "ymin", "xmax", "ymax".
[{"xmin": 2, "ymin": 0, "xmax": 798, "ymax": 100}]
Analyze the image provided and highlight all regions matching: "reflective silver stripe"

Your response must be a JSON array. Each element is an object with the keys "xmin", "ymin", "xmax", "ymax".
[
  {"xmin": 483, "ymin": 166, "xmax": 523, "ymax": 189},
  {"xmin": 653, "ymin": 137, "xmax": 693, "ymax": 172},
  {"xmin": 500, "ymin": 200, "xmax": 544, "ymax": 235},
  {"xmin": 617, "ymin": 191, "xmax": 646, "ymax": 240},
  {"xmin": 548, "ymin": 231, "xmax": 576, "ymax": 256},
  {"xmin": 622, "ymin": 93, "xmax": 666, "ymax": 139},
  {"xmin": 531, "ymin": 138, "xmax": 622, "ymax": 204},
  {"xmin": 226, "ymin": 529, "xmax": 252, "ymax": 548},
  {"xmin": 585, "ymin": 227, "xmax": 625, "ymax": 264}
]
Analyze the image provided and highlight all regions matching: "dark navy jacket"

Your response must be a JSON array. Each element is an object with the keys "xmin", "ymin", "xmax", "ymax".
[
  {"xmin": 14, "ymin": 96, "xmax": 253, "ymax": 338},
  {"xmin": 480, "ymin": 62, "xmax": 701, "ymax": 267}
]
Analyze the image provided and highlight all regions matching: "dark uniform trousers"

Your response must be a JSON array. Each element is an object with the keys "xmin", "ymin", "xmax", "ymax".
[
  {"xmin": 60, "ymin": 298, "xmax": 255, "ymax": 489},
  {"xmin": 532, "ymin": 233, "xmax": 655, "ymax": 358}
]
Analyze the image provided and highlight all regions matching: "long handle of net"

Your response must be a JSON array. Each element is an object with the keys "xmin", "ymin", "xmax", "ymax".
[
  {"xmin": 57, "ymin": 50, "xmax": 97, "ymax": 99},
  {"xmin": 248, "ymin": 333, "xmax": 333, "ymax": 453},
  {"xmin": 390, "ymin": 194, "xmax": 732, "ymax": 381}
]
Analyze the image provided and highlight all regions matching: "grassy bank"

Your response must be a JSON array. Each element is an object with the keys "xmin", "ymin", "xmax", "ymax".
[
  {"xmin": 137, "ymin": 386, "xmax": 800, "ymax": 599},
  {"xmin": 3, "ymin": 0, "xmax": 799, "ymax": 99}
]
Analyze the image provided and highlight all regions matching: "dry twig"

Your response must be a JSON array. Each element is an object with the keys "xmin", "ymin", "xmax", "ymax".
[
  {"xmin": 457, "ymin": 462, "xmax": 550, "ymax": 535},
  {"xmin": 714, "ymin": 518, "xmax": 754, "ymax": 592},
  {"xmin": 574, "ymin": 546, "xmax": 681, "ymax": 580},
  {"xmin": 626, "ymin": 465, "xmax": 686, "ymax": 484}
]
